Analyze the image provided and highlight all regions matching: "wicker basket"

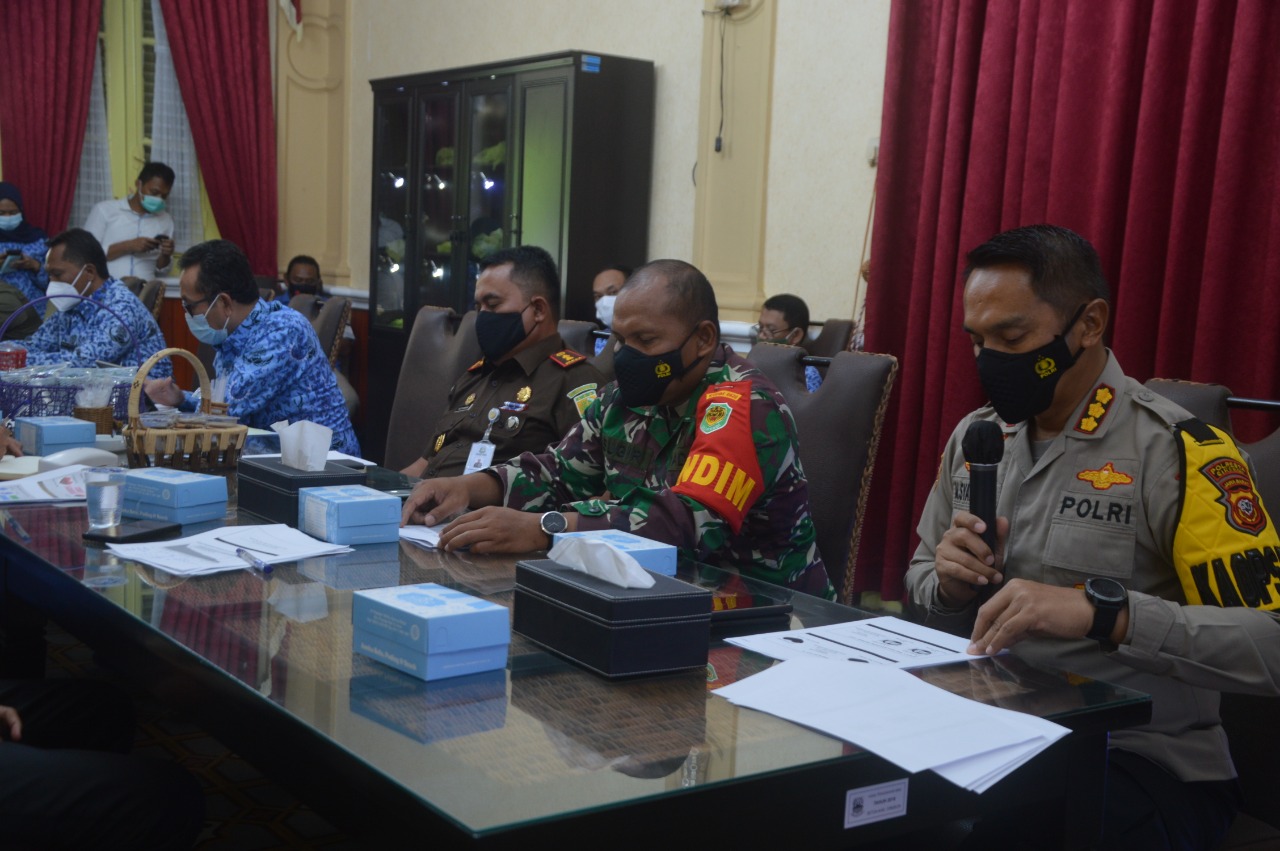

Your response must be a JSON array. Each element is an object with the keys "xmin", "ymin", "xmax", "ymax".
[
  {"xmin": 123, "ymin": 347, "xmax": 247, "ymax": 471},
  {"xmin": 73, "ymin": 405, "xmax": 116, "ymax": 435}
]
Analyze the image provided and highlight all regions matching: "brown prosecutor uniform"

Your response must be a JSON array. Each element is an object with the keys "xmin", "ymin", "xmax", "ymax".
[{"xmin": 418, "ymin": 332, "xmax": 604, "ymax": 479}]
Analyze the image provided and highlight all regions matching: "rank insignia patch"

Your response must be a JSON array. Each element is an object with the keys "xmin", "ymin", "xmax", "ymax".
[
  {"xmin": 549, "ymin": 349, "xmax": 586, "ymax": 368},
  {"xmin": 1200, "ymin": 456, "xmax": 1268, "ymax": 535},
  {"xmin": 1074, "ymin": 384, "xmax": 1116, "ymax": 434},
  {"xmin": 1076, "ymin": 462, "xmax": 1134, "ymax": 491},
  {"xmin": 467, "ymin": 359, "xmax": 485, "ymax": 372}
]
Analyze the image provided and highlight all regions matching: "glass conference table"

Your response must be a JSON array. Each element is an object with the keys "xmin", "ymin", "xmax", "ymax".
[{"xmin": 0, "ymin": 500, "xmax": 1151, "ymax": 849}]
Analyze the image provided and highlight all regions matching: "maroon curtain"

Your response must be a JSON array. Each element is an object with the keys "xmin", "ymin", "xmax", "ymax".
[
  {"xmin": 858, "ymin": 0, "xmax": 1280, "ymax": 600},
  {"xmin": 0, "ymin": 0, "xmax": 102, "ymax": 233},
  {"xmin": 158, "ymin": 0, "xmax": 278, "ymax": 274}
]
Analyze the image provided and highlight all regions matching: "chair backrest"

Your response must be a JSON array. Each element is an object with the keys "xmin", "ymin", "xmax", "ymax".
[
  {"xmin": 747, "ymin": 342, "xmax": 898, "ymax": 604},
  {"xmin": 1242, "ymin": 425, "xmax": 1280, "ymax": 522},
  {"xmin": 1144, "ymin": 378, "xmax": 1234, "ymax": 434},
  {"xmin": 384, "ymin": 307, "xmax": 482, "ymax": 471},
  {"xmin": 590, "ymin": 332, "xmax": 619, "ymax": 384},
  {"xmin": 287, "ymin": 294, "xmax": 317, "ymax": 317},
  {"xmin": 254, "ymin": 275, "xmax": 279, "ymax": 301},
  {"xmin": 312, "ymin": 297, "xmax": 351, "ymax": 367},
  {"xmin": 557, "ymin": 319, "xmax": 597, "ymax": 355},
  {"xmin": 138, "ymin": 279, "xmax": 165, "ymax": 322},
  {"xmin": 120, "ymin": 276, "xmax": 145, "ymax": 295},
  {"xmin": 807, "ymin": 319, "xmax": 854, "ymax": 357}
]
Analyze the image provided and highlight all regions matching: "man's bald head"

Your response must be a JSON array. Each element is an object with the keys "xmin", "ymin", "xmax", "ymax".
[{"xmin": 620, "ymin": 260, "xmax": 719, "ymax": 339}]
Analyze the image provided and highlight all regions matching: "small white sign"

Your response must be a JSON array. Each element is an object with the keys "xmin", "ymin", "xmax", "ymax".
[{"xmin": 844, "ymin": 778, "xmax": 908, "ymax": 829}]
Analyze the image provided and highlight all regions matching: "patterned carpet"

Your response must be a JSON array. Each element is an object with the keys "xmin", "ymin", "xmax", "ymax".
[{"xmin": 45, "ymin": 625, "xmax": 365, "ymax": 850}]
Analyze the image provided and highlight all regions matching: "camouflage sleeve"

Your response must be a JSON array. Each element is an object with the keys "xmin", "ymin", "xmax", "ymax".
[{"xmin": 491, "ymin": 396, "xmax": 609, "ymax": 512}]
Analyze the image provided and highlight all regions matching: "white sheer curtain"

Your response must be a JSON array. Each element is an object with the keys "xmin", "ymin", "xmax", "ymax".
[
  {"xmin": 150, "ymin": 0, "xmax": 203, "ymax": 252},
  {"xmin": 69, "ymin": 39, "xmax": 113, "ymax": 234}
]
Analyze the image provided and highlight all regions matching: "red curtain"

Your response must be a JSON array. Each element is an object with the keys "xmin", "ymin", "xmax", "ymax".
[
  {"xmin": 158, "ymin": 0, "xmax": 278, "ymax": 274},
  {"xmin": 858, "ymin": 0, "xmax": 1280, "ymax": 600},
  {"xmin": 0, "ymin": 0, "xmax": 102, "ymax": 234}
]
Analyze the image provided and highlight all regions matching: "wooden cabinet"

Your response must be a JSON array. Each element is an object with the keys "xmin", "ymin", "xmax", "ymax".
[{"xmin": 365, "ymin": 51, "xmax": 654, "ymax": 462}]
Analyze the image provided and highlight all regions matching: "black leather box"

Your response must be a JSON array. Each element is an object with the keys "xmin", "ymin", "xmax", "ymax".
[
  {"xmin": 513, "ymin": 559, "xmax": 712, "ymax": 679},
  {"xmin": 237, "ymin": 457, "xmax": 366, "ymax": 525}
]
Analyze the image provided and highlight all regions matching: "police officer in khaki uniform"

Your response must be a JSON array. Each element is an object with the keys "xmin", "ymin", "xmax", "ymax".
[
  {"xmin": 904, "ymin": 225, "xmax": 1280, "ymax": 849},
  {"xmin": 401, "ymin": 245, "xmax": 603, "ymax": 480}
]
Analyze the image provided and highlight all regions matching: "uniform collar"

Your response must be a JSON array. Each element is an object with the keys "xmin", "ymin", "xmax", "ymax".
[{"xmin": 498, "ymin": 331, "xmax": 566, "ymax": 376}]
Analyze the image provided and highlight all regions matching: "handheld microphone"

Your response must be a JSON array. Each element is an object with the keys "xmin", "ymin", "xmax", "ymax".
[{"xmin": 961, "ymin": 420, "xmax": 1004, "ymax": 556}]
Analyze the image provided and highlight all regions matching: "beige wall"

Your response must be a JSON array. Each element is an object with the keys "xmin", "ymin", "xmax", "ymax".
[{"xmin": 326, "ymin": 0, "xmax": 889, "ymax": 324}]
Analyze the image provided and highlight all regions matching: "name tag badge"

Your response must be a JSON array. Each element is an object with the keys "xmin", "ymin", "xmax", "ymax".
[{"xmin": 465, "ymin": 439, "xmax": 496, "ymax": 473}]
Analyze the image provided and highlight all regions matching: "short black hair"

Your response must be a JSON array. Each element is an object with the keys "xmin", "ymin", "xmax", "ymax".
[
  {"xmin": 963, "ymin": 224, "xmax": 1110, "ymax": 319},
  {"xmin": 625, "ymin": 260, "xmax": 720, "ymax": 339},
  {"xmin": 762, "ymin": 294, "xmax": 810, "ymax": 333},
  {"xmin": 286, "ymin": 255, "xmax": 321, "ymax": 278},
  {"xmin": 48, "ymin": 228, "xmax": 110, "ymax": 280},
  {"xmin": 181, "ymin": 240, "xmax": 259, "ymax": 304},
  {"xmin": 605, "ymin": 264, "xmax": 633, "ymax": 277},
  {"xmin": 137, "ymin": 162, "xmax": 176, "ymax": 187},
  {"xmin": 479, "ymin": 245, "xmax": 561, "ymax": 317}
]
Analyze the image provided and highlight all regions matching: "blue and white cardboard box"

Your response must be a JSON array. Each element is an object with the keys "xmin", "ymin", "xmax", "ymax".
[
  {"xmin": 352, "ymin": 583, "xmax": 510, "ymax": 682},
  {"xmin": 121, "ymin": 498, "xmax": 228, "ymax": 525},
  {"xmin": 348, "ymin": 657, "xmax": 507, "ymax": 743},
  {"xmin": 551, "ymin": 529, "xmax": 677, "ymax": 576},
  {"xmin": 299, "ymin": 485, "xmax": 400, "ymax": 545},
  {"xmin": 299, "ymin": 544, "xmax": 401, "ymax": 590},
  {"xmin": 14, "ymin": 416, "xmax": 96, "ymax": 456},
  {"xmin": 123, "ymin": 468, "xmax": 228, "ymax": 507}
]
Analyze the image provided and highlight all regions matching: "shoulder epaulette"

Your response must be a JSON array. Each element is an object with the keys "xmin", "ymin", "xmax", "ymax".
[
  {"xmin": 466, "ymin": 358, "xmax": 486, "ymax": 372},
  {"xmin": 549, "ymin": 349, "xmax": 587, "ymax": 368}
]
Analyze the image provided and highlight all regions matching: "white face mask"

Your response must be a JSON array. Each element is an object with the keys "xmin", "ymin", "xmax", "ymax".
[
  {"xmin": 46, "ymin": 265, "xmax": 88, "ymax": 312},
  {"xmin": 595, "ymin": 294, "xmax": 617, "ymax": 328}
]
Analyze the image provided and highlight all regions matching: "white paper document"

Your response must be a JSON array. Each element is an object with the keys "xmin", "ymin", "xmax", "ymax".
[
  {"xmin": 241, "ymin": 450, "xmax": 376, "ymax": 467},
  {"xmin": 0, "ymin": 465, "xmax": 90, "ymax": 503},
  {"xmin": 726, "ymin": 615, "xmax": 977, "ymax": 669},
  {"xmin": 715, "ymin": 657, "xmax": 1068, "ymax": 793},
  {"xmin": 398, "ymin": 523, "xmax": 450, "ymax": 550},
  {"xmin": 108, "ymin": 524, "xmax": 352, "ymax": 576}
]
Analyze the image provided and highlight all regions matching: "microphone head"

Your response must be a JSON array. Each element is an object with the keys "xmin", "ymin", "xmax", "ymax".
[{"xmin": 962, "ymin": 420, "xmax": 1004, "ymax": 465}]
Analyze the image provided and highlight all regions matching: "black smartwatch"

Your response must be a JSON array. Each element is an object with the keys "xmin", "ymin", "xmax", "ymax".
[
  {"xmin": 1085, "ymin": 577, "xmax": 1128, "ymax": 642},
  {"xmin": 539, "ymin": 511, "xmax": 567, "ymax": 546}
]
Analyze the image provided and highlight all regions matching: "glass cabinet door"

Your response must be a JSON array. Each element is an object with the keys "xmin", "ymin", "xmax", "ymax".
[
  {"xmin": 457, "ymin": 85, "xmax": 511, "ymax": 313},
  {"xmin": 370, "ymin": 94, "xmax": 412, "ymax": 330},
  {"xmin": 415, "ymin": 89, "xmax": 461, "ymax": 312}
]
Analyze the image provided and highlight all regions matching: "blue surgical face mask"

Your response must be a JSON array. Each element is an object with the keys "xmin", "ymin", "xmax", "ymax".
[
  {"xmin": 140, "ymin": 194, "xmax": 166, "ymax": 214},
  {"xmin": 185, "ymin": 295, "xmax": 231, "ymax": 345},
  {"xmin": 0, "ymin": 213, "xmax": 22, "ymax": 231}
]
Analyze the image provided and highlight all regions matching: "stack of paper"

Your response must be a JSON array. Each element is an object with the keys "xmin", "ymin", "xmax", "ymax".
[
  {"xmin": 107, "ymin": 524, "xmax": 352, "ymax": 576},
  {"xmin": 715, "ymin": 657, "xmax": 1069, "ymax": 793},
  {"xmin": 726, "ymin": 616, "xmax": 977, "ymax": 669}
]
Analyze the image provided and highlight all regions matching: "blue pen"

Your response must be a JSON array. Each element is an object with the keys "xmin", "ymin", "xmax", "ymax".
[
  {"xmin": 0, "ymin": 510, "xmax": 31, "ymax": 544},
  {"xmin": 235, "ymin": 548, "xmax": 273, "ymax": 575}
]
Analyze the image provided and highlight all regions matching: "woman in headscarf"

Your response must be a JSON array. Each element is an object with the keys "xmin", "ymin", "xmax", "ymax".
[{"xmin": 0, "ymin": 182, "xmax": 49, "ymax": 302}]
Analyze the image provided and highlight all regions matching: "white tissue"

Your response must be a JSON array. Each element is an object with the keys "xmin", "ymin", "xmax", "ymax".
[
  {"xmin": 548, "ymin": 535, "xmax": 656, "ymax": 589},
  {"xmin": 272, "ymin": 419, "xmax": 332, "ymax": 472}
]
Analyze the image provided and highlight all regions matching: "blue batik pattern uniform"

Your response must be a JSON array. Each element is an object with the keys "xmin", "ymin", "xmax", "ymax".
[
  {"xmin": 804, "ymin": 364, "xmax": 822, "ymax": 393},
  {"xmin": 24, "ymin": 278, "xmax": 172, "ymax": 377},
  {"xmin": 183, "ymin": 299, "xmax": 358, "ymax": 455},
  {"xmin": 0, "ymin": 234, "xmax": 48, "ymax": 301}
]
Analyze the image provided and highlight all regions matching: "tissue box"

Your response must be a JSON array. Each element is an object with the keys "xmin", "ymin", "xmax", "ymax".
[
  {"xmin": 14, "ymin": 416, "xmax": 96, "ymax": 456},
  {"xmin": 299, "ymin": 544, "xmax": 401, "ymax": 590},
  {"xmin": 121, "ymin": 498, "xmax": 228, "ymax": 524},
  {"xmin": 551, "ymin": 529, "xmax": 678, "ymax": 576},
  {"xmin": 237, "ymin": 457, "xmax": 365, "ymax": 525},
  {"xmin": 298, "ymin": 485, "xmax": 400, "ymax": 545},
  {"xmin": 513, "ymin": 559, "xmax": 712, "ymax": 679},
  {"xmin": 349, "ymin": 656, "xmax": 507, "ymax": 743},
  {"xmin": 352, "ymin": 583, "xmax": 510, "ymax": 682}
]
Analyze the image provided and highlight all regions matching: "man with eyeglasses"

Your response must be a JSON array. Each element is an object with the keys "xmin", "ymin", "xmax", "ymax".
[
  {"xmin": 753, "ymin": 294, "xmax": 821, "ymax": 392},
  {"xmin": 22, "ymin": 228, "xmax": 171, "ymax": 377},
  {"xmin": 143, "ymin": 239, "xmax": 358, "ymax": 455}
]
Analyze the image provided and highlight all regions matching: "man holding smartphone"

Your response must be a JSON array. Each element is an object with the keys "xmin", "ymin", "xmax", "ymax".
[{"xmin": 84, "ymin": 162, "xmax": 176, "ymax": 281}]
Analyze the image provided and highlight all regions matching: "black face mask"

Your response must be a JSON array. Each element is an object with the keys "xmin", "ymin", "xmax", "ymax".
[
  {"xmin": 613, "ymin": 326, "xmax": 701, "ymax": 408},
  {"xmin": 475, "ymin": 303, "xmax": 531, "ymax": 362},
  {"xmin": 974, "ymin": 304, "xmax": 1086, "ymax": 424},
  {"xmin": 290, "ymin": 283, "xmax": 320, "ymax": 297}
]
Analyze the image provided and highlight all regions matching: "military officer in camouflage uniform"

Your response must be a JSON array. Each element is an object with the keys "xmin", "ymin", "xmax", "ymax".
[
  {"xmin": 905, "ymin": 225, "xmax": 1280, "ymax": 848},
  {"xmin": 402, "ymin": 259, "xmax": 832, "ymax": 597},
  {"xmin": 401, "ymin": 246, "xmax": 602, "ymax": 480}
]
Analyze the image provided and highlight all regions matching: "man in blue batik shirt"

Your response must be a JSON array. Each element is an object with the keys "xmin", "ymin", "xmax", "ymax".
[
  {"xmin": 143, "ymin": 239, "xmax": 359, "ymax": 455},
  {"xmin": 24, "ymin": 229, "xmax": 172, "ymax": 377},
  {"xmin": 753, "ymin": 294, "xmax": 821, "ymax": 392}
]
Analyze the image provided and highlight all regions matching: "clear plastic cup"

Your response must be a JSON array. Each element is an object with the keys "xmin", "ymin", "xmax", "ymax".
[{"xmin": 84, "ymin": 467, "xmax": 127, "ymax": 529}]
